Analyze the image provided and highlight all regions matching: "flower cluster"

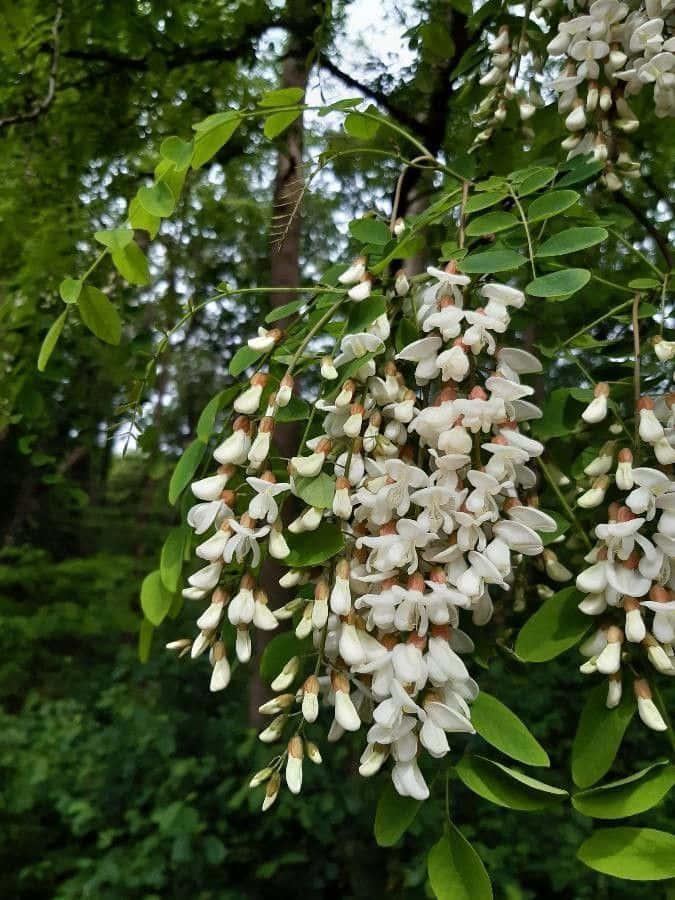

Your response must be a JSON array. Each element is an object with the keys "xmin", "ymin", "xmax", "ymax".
[
  {"xmin": 473, "ymin": 25, "xmax": 541, "ymax": 146},
  {"xmin": 576, "ymin": 386, "xmax": 675, "ymax": 729},
  {"xmin": 546, "ymin": 0, "xmax": 675, "ymax": 186},
  {"xmin": 167, "ymin": 257, "xmax": 557, "ymax": 809}
]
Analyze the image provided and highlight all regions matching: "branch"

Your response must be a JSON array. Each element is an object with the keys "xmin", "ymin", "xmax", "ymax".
[
  {"xmin": 615, "ymin": 189, "xmax": 673, "ymax": 270},
  {"xmin": 319, "ymin": 58, "xmax": 422, "ymax": 134},
  {"xmin": 48, "ymin": 20, "xmax": 282, "ymax": 75},
  {"xmin": 0, "ymin": 1, "xmax": 63, "ymax": 131}
]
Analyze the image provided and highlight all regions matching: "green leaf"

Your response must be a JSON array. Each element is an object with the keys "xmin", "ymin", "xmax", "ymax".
[
  {"xmin": 536, "ymin": 227, "xmax": 608, "ymax": 258},
  {"xmin": 526, "ymin": 268, "xmax": 590, "ymax": 298},
  {"xmin": 195, "ymin": 387, "xmax": 238, "ymax": 443},
  {"xmin": 159, "ymin": 135, "xmax": 193, "ymax": 170},
  {"xmin": 293, "ymin": 472, "xmax": 335, "ymax": 509},
  {"xmin": 111, "ymin": 242, "xmax": 150, "ymax": 285},
  {"xmin": 59, "ymin": 277, "xmax": 82, "ymax": 304},
  {"xmin": 515, "ymin": 586, "xmax": 589, "ymax": 662},
  {"xmin": 193, "ymin": 111, "xmax": 238, "ymax": 133},
  {"xmin": 197, "ymin": 389, "xmax": 227, "ymax": 442},
  {"xmin": 577, "ymin": 828, "xmax": 675, "ymax": 881},
  {"xmin": 265, "ymin": 299, "xmax": 305, "ymax": 323},
  {"xmin": 230, "ymin": 345, "xmax": 265, "ymax": 377},
  {"xmin": 264, "ymin": 110, "xmax": 301, "ymax": 139},
  {"xmin": 79, "ymin": 286, "xmax": 122, "ymax": 344},
  {"xmin": 471, "ymin": 692, "xmax": 550, "ymax": 767},
  {"xmin": 138, "ymin": 181, "xmax": 176, "ymax": 218},
  {"xmin": 572, "ymin": 682, "xmax": 636, "ymax": 789},
  {"xmin": 464, "ymin": 191, "xmax": 507, "ymax": 214},
  {"xmin": 160, "ymin": 526, "xmax": 189, "ymax": 593},
  {"xmin": 129, "ymin": 195, "xmax": 160, "ymax": 238},
  {"xmin": 530, "ymin": 387, "xmax": 575, "ymax": 439},
  {"xmin": 349, "ymin": 217, "xmax": 391, "ymax": 245},
  {"xmin": 628, "ymin": 277, "xmax": 660, "ymax": 290},
  {"xmin": 347, "ymin": 293, "xmax": 387, "ymax": 333},
  {"xmin": 168, "ymin": 439, "xmax": 207, "ymax": 505},
  {"xmin": 276, "ymin": 394, "xmax": 310, "ymax": 423},
  {"xmin": 455, "ymin": 756, "xmax": 567, "ymax": 811},
  {"xmin": 374, "ymin": 782, "xmax": 421, "ymax": 847},
  {"xmin": 556, "ymin": 158, "xmax": 604, "ymax": 187},
  {"xmin": 260, "ymin": 632, "xmax": 310, "ymax": 683},
  {"xmin": 93, "ymin": 227, "xmax": 134, "ymax": 250},
  {"xmin": 37, "ymin": 309, "xmax": 68, "ymax": 371},
  {"xmin": 458, "ymin": 249, "xmax": 527, "ymax": 274},
  {"xmin": 259, "ymin": 87, "xmax": 305, "ymax": 107},
  {"xmin": 573, "ymin": 762, "xmax": 675, "ymax": 819},
  {"xmin": 427, "ymin": 824, "xmax": 493, "ymax": 900},
  {"xmin": 284, "ymin": 520, "xmax": 344, "ymax": 567},
  {"xmin": 465, "ymin": 211, "xmax": 519, "ymax": 237},
  {"xmin": 344, "ymin": 111, "xmax": 379, "ymax": 140},
  {"xmin": 527, "ymin": 190, "xmax": 580, "ymax": 223},
  {"xmin": 517, "ymin": 167, "xmax": 557, "ymax": 195},
  {"xmin": 140, "ymin": 570, "xmax": 172, "ymax": 627},
  {"xmin": 540, "ymin": 510, "xmax": 570, "ymax": 546},
  {"xmin": 192, "ymin": 117, "xmax": 239, "ymax": 168},
  {"xmin": 138, "ymin": 618, "xmax": 154, "ymax": 663}
]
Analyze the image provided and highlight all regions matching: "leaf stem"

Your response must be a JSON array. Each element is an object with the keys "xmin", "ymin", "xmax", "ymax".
[
  {"xmin": 631, "ymin": 294, "xmax": 641, "ymax": 448},
  {"xmin": 561, "ymin": 298, "xmax": 635, "ymax": 347},
  {"xmin": 511, "ymin": 189, "xmax": 536, "ymax": 279},
  {"xmin": 607, "ymin": 227, "xmax": 663, "ymax": 278},
  {"xmin": 536, "ymin": 456, "xmax": 592, "ymax": 551}
]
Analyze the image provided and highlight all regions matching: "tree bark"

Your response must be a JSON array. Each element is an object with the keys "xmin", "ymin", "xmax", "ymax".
[{"xmin": 248, "ymin": 1, "xmax": 324, "ymax": 727}]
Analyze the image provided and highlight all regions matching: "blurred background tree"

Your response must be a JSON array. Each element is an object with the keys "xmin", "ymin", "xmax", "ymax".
[{"xmin": 0, "ymin": 0, "xmax": 672, "ymax": 897}]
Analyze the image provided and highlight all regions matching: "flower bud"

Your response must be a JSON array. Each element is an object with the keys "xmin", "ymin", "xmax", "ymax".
[
  {"xmin": 634, "ymin": 679, "xmax": 667, "ymax": 731},
  {"xmin": 271, "ymin": 656, "xmax": 300, "ymax": 692},
  {"xmin": 285, "ymin": 736, "xmax": 303, "ymax": 794},
  {"xmin": 262, "ymin": 772, "xmax": 281, "ymax": 810}
]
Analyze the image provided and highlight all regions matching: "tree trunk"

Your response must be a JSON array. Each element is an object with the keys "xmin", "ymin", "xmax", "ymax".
[{"xmin": 248, "ymin": 2, "xmax": 323, "ymax": 726}]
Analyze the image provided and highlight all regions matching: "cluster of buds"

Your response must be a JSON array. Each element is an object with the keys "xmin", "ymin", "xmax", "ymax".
[
  {"xmin": 576, "ymin": 385, "xmax": 675, "ymax": 730},
  {"xmin": 474, "ymin": 26, "xmax": 542, "ymax": 146},
  {"xmin": 167, "ymin": 253, "xmax": 558, "ymax": 808},
  {"xmin": 546, "ymin": 0, "xmax": 675, "ymax": 187}
]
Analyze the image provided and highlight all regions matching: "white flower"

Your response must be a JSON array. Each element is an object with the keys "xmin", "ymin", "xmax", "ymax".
[
  {"xmin": 187, "ymin": 497, "xmax": 232, "ymax": 534},
  {"xmin": 188, "ymin": 561, "xmax": 223, "ymax": 590},
  {"xmin": 391, "ymin": 758, "xmax": 429, "ymax": 800},
  {"xmin": 396, "ymin": 336, "xmax": 442, "ymax": 384},
  {"xmin": 348, "ymin": 277, "xmax": 372, "ymax": 302},
  {"xmin": 334, "ymin": 332, "xmax": 384, "ymax": 367},
  {"xmin": 214, "ymin": 428, "xmax": 251, "ymax": 465},
  {"xmin": 247, "ymin": 475, "xmax": 290, "ymax": 523},
  {"xmin": 248, "ymin": 327, "xmax": 280, "ymax": 352},
  {"xmin": 437, "ymin": 344, "xmax": 470, "ymax": 382},
  {"xmin": 191, "ymin": 470, "xmax": 232, "ymax": 501},
  {"xmin": 357, "ymin": 519, "xmax": 437, "ymax": 574},
  {"xmin": 338, "ymin": 256, "xmax": 367, "ymax": 285},
  {"xmin": 223, "ymin": 517, "xmax": 270, "ymax": 566},
  {"xmin": 582, "ymin": 383, "xmax": 609, "ymax": 423},
  {"xmin": 423, "ymin": 305, "xmax": 465, "ymax": 341}
]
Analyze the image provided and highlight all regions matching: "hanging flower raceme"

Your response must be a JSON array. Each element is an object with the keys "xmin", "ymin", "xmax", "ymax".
[
  {"xmin": 575, "ymin": 386, "xmax": 675, "ymax": 731},
  {"xmin": 545, "ymin": 0, "xmax": 675, "ymax": 187},
  {"xmin": 166, "ymin": 252, "xmax": 558, "ymax": 809}
]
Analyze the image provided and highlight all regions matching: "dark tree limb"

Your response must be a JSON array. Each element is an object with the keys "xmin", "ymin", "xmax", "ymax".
[
  {"xmin": 0, "ymin": 1, "xmax": 63, "ymax": 131},
  {"xmin": 615, "ymin": 190, "xmax": 673, "ymax": 270},
  {"xmin": 319, "ymin": 58, "xmax": 422, "ymax": 134}
]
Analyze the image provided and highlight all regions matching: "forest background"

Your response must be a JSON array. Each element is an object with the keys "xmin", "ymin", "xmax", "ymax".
[{"xmin": 0, "ymin": 1, "xmax": 672, "ymax": 897}]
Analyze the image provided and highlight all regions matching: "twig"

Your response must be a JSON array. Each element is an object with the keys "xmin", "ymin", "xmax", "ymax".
[
  {"xmin": 615, "ymin": 190, "xmax": 673, "ymax": 271},
  {"xmin": 511, "ymin": 189, "xmax": 536, "ymax": 279},
  {"xmin": 0, "ymin": 2, "xmax": 63, "ymax": 130},
  {"xmin": 390, "ymin": 154, "xmax": 435, "ymax": 231},
  {"xmin": 631, "ymin": 294, "xmax": 641, "ymax": 448},
  {"xmin": 536, "ymin": 456, "xmax": 592, "ymax": 551},
  {"xmin": 458, "ymin": 181, "xmax": 469, "ymax": 249}
]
